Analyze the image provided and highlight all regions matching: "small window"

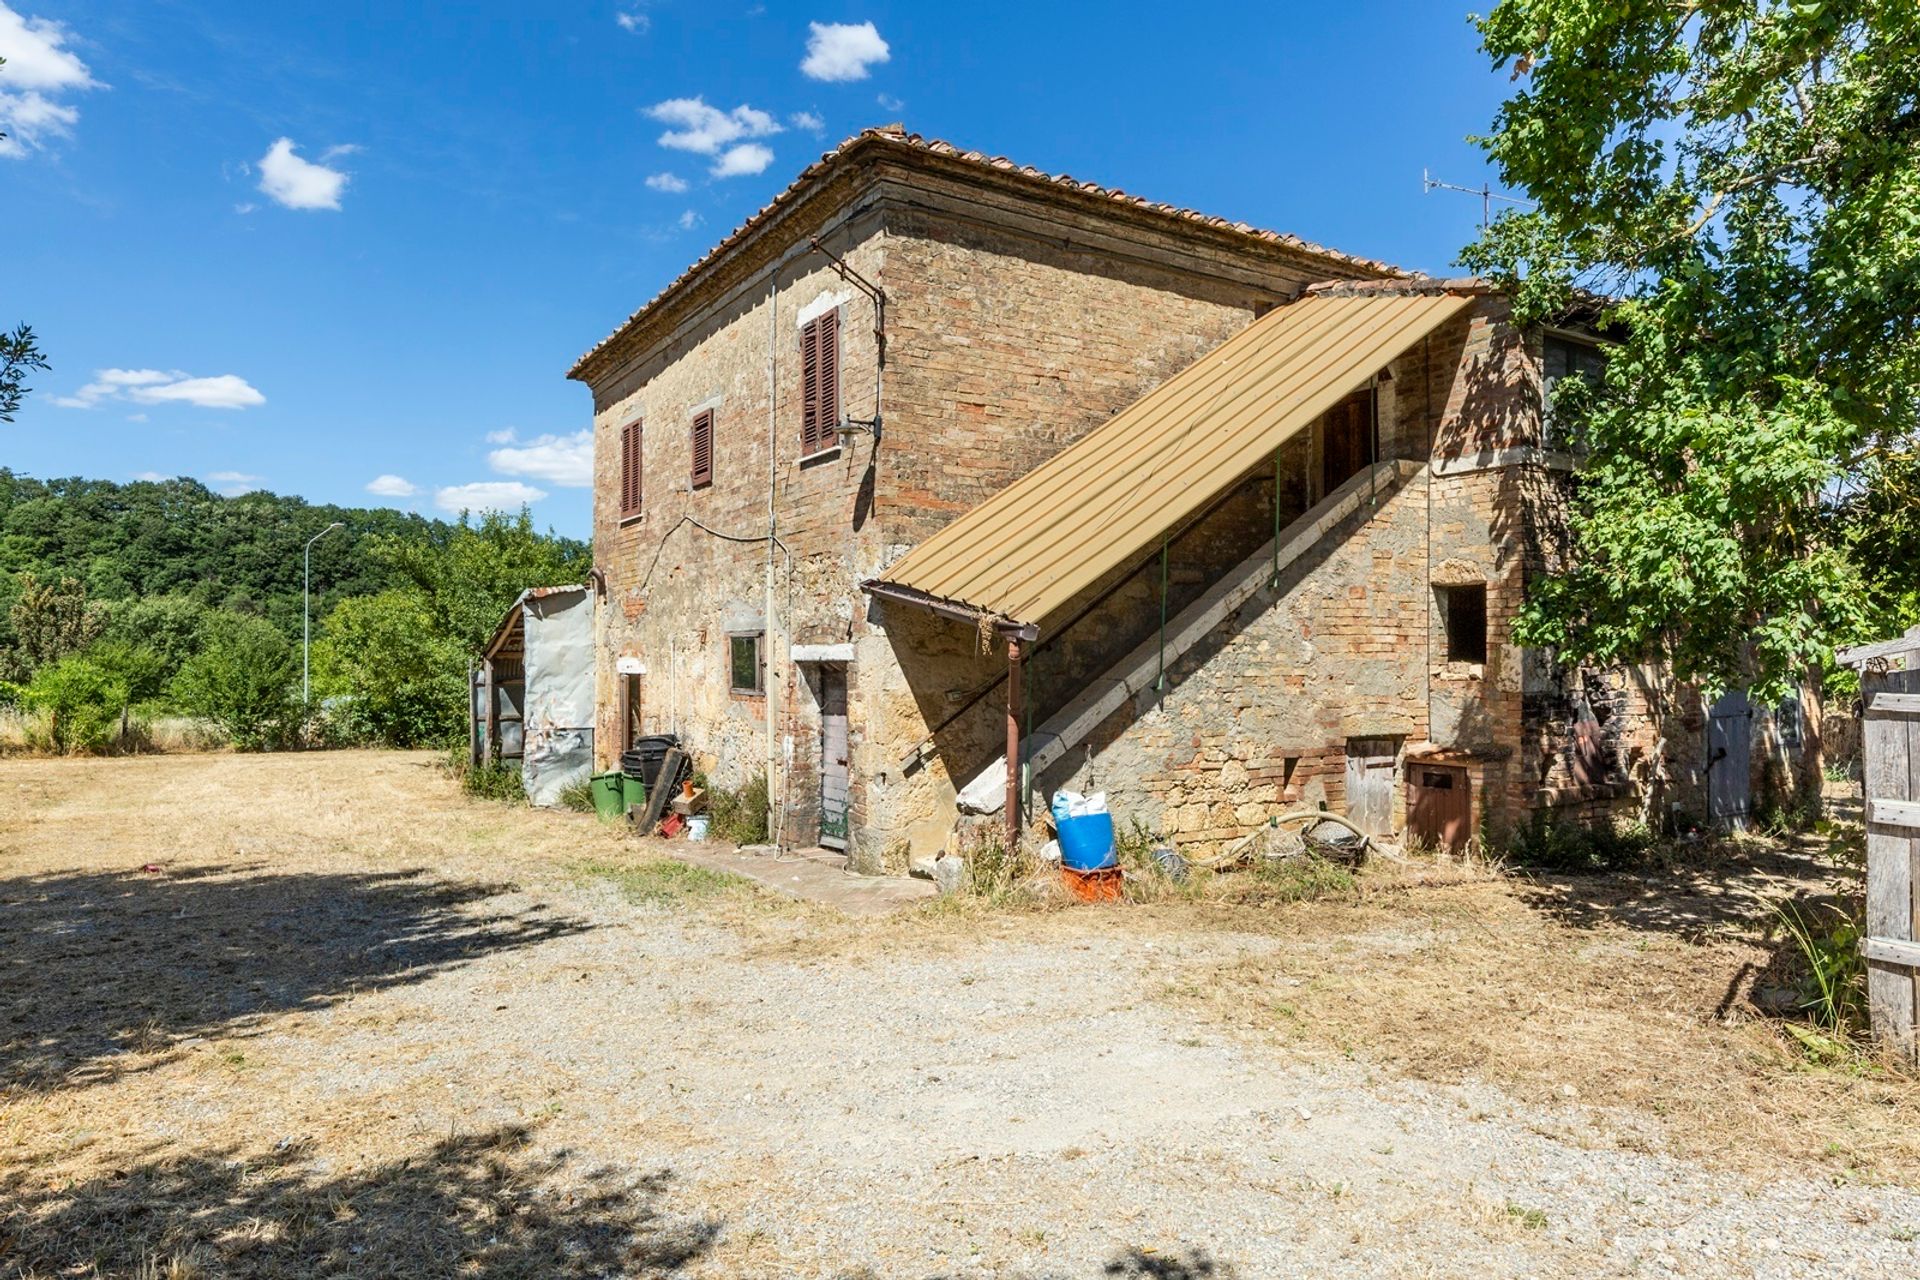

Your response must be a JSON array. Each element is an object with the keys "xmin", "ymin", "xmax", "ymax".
[
  {"xmin": 1542, "ymin": 335, "xmax": 1606, "ymax": 451},
  {"xmin": 800, "ymin": 308, "xmax": 841, "ymax": 457},
  {"xmin": 690, "ymin": 409, "xmax": 714, "ymax": 489},
  {"xmin": 1437, "ymin": 583, "xmax": 1488, "ymax": 664},
  {"xmin": 618, "ymin": 420, "xmax": 643, "ymax": 522},
  {"xmin": 729, "ymin": 632, "xmax": 764, "ymax": 695}
]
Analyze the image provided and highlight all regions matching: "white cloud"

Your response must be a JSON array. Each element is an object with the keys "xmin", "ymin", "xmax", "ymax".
[
  {"xmin": 488, "ymin": 429, "xmax": 593, "ymax": 488},
  {"xmin": 615, "ymin": 8, "xmax": 649, "ymax": 33},
  {"xmin": 436, "ymin": 480, "xmax": 547, "ymax": 514},
  {"xmin": 484, "ymin": 427, "xmax": 517, "ymax": 444},
  {"xmin": 256, "ymin": 137, "xmax": 349, "ymax": 211},
  {"xmin": 678, "ymin": 209, "xmax": 700, "ymax": 230},
  {"xmin": 789, "ymin": 110, "xmax": 825, "ymax": 133},
  {"xmin": 711, "ymin": 142, "xmax": 773, "ymax": 177},
  {"xmin": 645, "ymin": 171, "xmax": 689, "ymax": 193},
  {"xmin": 207, "ymin": 470, "xmax": 264, "ymax": 495},
  {"xmin": 645, "ymin": 96, "xmax": 780, "ymax": 155},
  {"xmin": 800, "ymin": 21, "xmax": 889, "ymax": 82},
  {"xmin": 365, "ymin": 474, "xmax": 419, "ymax": 498},
  {"xmin": 0, "ymin": 3, "xmax": 100, "ymax": 157},
  {"xmin": 131, "ymin": 470, "xmax": 167, "ymax": 482},
  {"xmin": 876, "ymin": 92, "xmax": 904, "ymax": 112},
  {"xmin": 54, "ymin": 367, "xmax": 265, "ymax": 411}
]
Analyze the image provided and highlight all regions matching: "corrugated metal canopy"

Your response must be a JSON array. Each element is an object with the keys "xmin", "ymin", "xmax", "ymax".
[{"xmin": 868, "ymin": 287, "xmax": 1478, "ymax": 631}]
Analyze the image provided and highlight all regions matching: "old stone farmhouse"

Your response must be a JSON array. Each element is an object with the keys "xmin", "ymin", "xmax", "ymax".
[{"xmin": 569, "ymin": 126, "xmax": 1794, "ymax": 865}]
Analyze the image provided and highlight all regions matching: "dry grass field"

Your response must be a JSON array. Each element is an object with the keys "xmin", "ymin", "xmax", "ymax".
[{"xmin": 3, "ymin": 750, "xmax": 1918, "ymax": 1278}]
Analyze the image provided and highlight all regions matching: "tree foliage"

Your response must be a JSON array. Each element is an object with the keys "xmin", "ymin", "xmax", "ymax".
[
  {"xmin": 171, "ymin": 613, "xmax": 298, "ymax": 750},
  {"xmin": 376, "ymin": 508, "xmax": 593, "ymax": 657},
  {"xmin": 313, "ymin": 590, "xmax": 467, "ymax": 748},
  {"xmin": 1463, "ymin": 0, "xmax": 1920, "ymax": 700},
  {"xmin": 22, "ymin": 641, "xmax": 167, "ymax": 753},
  {"xmin": 0, "ymin": 325, "xmax": 49, "ymax": 424},
  {"xmin": 3, "ymin": 573, "xmax": 103, "ymax": 682}
]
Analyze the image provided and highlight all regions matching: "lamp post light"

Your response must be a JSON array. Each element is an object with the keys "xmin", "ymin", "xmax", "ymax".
[{"xmin": 304, "ymin": 522, "xmax": 345, "ymax": 709}]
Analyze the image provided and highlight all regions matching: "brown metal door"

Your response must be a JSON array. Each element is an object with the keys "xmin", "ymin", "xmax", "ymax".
[
  {"xmin": 1409, "ymin": 766, "xmax": 1471, "ymax": 853},
  {"xmin": 819, "ymin": 667, "xmax": 850, "ymax": 850}
]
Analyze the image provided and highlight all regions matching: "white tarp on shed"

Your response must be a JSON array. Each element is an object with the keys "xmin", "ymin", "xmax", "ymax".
[{"xmin": 520, "ymin": 587, "xmax": 596, "ymax": 806}]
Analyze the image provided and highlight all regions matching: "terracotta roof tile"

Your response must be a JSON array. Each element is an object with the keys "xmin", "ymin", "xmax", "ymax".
[{"xmin": 569, "ymin": 126, "xmax": 1418, "ymax": 381}]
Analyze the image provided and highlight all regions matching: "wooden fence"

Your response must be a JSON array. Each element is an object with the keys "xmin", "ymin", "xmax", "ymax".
[{"xmin": 1841, "ymin": 625, "xmax": 1920, "ymax": 1059}]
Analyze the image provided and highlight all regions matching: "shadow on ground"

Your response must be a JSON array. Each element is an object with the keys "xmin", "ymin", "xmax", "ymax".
[
  {"xmin": 1510, "ymin": 831, "xmax": 1855, "ymax": 943},
  {"xmin": 0, "ymin": 1124, "xmax": 717, "ymax": 1279},
  {"xmin": 0, "ymin": 863, "xmax": 589, "ymax": 1091}
]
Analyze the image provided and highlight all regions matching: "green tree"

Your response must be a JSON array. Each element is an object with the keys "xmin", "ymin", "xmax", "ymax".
[
  {"xmin": 173, "ymin": 613, "xmax": 297, "ymax": 750},
  {"xmin": 3, "ymin": 573, "xmax": 103, "ymax": 682},
  {"xmin": 22, "ymin": 641, "xmax": 167, "ymax": 753},
  {"xmin": 100, "ymin": 595, "xmax": 208, "ymax": 682},
  {"xmin": 0, "ymin": 324, "xmax": 49, "ymax": 424},
  {"xmin": 1464, "ymin": 0, "xmax": 1920, "ymax": 792},
  {"xmin": 313, "ymin": 589, "xmax": 468, "ymax": 747},
  {"xmin": 377, "ymin": 507, "xmax": 592, "ymax": 656}
]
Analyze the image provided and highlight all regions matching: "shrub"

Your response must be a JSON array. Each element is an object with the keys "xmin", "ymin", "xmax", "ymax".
[
  {"xmin": 557, "ymin": 777, "xmax": 596, "ymax": 813},
  {"xmin": 1502, "ymin": 813, "xmax": 1657, "ymax": 872},
  {"xmin": 708, "ymin": 771, "xmax": 771, "ymax": 845},
  {"xmin": 461, "ymin": 759, "xmax": 526, "ymax": 804},
  {"xmin": 172, "ymin": 613, "xmax": 297, "ymax": 750},
  {"xmin": 313, "ymin": 589, "xmax": 467, "ymax": 747},
  {"xmin": 20, "ymin": 641, "xmax": 166, "ymax": 753}
]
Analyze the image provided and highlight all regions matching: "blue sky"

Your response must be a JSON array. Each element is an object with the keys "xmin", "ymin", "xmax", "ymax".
[{"xmin": 1, "ymin": 1, "xmax": 1516, "ymax": 539}]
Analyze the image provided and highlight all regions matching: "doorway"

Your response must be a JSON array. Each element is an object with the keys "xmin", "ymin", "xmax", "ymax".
[
  {"xmin": 1320, "ymin": 389, "xmax": 1375, "ymax": 494},
  {"xmin": 1707, "ymin": 688, "xmax": 1753, "ymax": 828},
  {"xmin": 1408, "ymin": 764, "xmax": 1471, "ymax": 853},
  {"xmin": 1345, "ymin": 737, "xmax": 1399, "ymax": 835},
  {"xmin": 819, "ymin": 665, "xmax": 850, "ymax": 850}
]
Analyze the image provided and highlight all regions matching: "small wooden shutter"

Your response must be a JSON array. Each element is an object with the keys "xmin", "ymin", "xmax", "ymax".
[
  {"xmin": 619, "ymin": 421, "xmax": 643, "ymax": 520},
  {"xmin": 799, "ymin": 307, "xmax": 840, "ymax": 456},
  {"xmin": 690, "ymin": 409, "xmax": 713, "ymax": 488},
  {"xmin": 816, "ymin": 307, "xmax": 840, "ymax": 443}
]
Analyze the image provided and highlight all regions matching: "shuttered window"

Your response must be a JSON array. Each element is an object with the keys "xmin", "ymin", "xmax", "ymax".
[
  {"xmin": 690, "ymin": 408, "xmax": 713, "ymax": 489},
  {"xmin": 618, "ymin": 420, "xmax": 643, "ymax": 521},
  {"xmin": 800, "ymin": 307, "xmax": 840, "ymax": 456}
]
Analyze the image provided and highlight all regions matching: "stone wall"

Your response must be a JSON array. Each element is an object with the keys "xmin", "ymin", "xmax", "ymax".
[{"xmin": 582, "ymin": 168, "xmax": 1374, "ymax": 861}]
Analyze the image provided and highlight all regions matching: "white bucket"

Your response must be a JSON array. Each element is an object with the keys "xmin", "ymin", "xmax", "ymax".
[{"xmin": 687, "ymin": 815, "xmax": 711, "ymax": 841}]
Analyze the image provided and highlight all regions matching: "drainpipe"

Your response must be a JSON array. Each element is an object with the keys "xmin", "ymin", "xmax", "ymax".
[
  {"xmin": 766, "ymin": 272, "xmax": 780, "ymax": 847},
  {"xmin": 1005, "ymin": 634, "xmax": 1023, "ymax": 852}
]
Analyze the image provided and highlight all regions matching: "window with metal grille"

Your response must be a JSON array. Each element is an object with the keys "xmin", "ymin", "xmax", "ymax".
[
  {"xmin": 690, "ymin": 408, "xmax": 713, "ymax": 489},
  {"xmin": 729, "ymin": 632, "xmax": 764, "ymax": 695},
  {"xmin": 619, "ymin": 420, "xmax": 643, "ymax": 521},
  {"xmin": 800, "ymin": 307, "xmax": 840, "ymax": 457},
  {"xmin": 1436, "ymin": 583, "xmax": 1488, "ymax": 664}
]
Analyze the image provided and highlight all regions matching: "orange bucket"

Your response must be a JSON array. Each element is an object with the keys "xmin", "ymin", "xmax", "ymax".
[{"xmin": 1062, "ymin": 865, "xmax": 1123, "ymax": 902}]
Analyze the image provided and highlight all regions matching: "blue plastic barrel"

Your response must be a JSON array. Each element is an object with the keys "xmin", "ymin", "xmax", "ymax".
[{"xmin": 1057, "ymin": 812, "xmax": 1117, "ymax": 870}]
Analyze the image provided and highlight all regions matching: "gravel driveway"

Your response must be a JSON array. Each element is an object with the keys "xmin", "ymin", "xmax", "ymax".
[{"xmin": 4, "ymin": 752, "xmax": 1916, "ymax": 1278}]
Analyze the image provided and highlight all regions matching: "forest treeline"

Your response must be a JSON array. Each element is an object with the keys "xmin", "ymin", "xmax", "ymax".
[{"xmin": 0, "ymin": 471, "xmax": 590, "ymax": 753}]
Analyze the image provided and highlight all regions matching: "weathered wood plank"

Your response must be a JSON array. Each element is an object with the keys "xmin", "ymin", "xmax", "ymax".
[
  {"xmin": 1864, "ymin": 667, "xmax": 1916, "ymax": 1058},
  {"xmin": 1869, "ymin": 798, "xmax": 1920, "ymax": 831},
  {"xmin": 1867, "ymin": 691, "xmax": 1920, "ymax": 715},
  {"xmin": 1864, "ymin": 936, "xmax": 1920, "ymax": 968},
  {"xmin": 1838, "ymin": 626, "xmax": 1920, "ymax": 668}
]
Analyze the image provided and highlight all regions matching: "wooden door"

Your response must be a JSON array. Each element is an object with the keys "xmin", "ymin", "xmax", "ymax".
[
  {"xmin": 1408, "ymin": 765, "xmax": 1471, "ymax": 853},
  {"xmin": 1320, "ymin": 390, "xmax": 1375, "ymax": 494},
  {"xmin": 1707, "ymin": 689, "xmax": 1753, "ymax": 828},
  {"xmin": 819, "ymin": 666, "xmax": 850, "ymax": 850},
  {"xmin": 1345, "ymin": 737, "xmax": 1397, "ymax": 836}
]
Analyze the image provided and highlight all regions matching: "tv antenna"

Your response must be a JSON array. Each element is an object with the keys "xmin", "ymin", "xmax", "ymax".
[{"xmin": 1422, "ymin": 169, "xmax": 1533, "ymax": 229}]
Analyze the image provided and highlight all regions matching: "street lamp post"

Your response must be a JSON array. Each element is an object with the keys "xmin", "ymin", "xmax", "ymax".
[{"xmin": 304, "ymin": 522, "xmax": 345, "ymax": 709}]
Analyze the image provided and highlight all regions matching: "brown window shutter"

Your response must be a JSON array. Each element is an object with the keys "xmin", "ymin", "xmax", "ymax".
[
  {"xmin": 690, "ymin": 409, "xmax": 713, "ymax": 488},
  {"xmin": 800, "ymin": 317, "xmax": 822, "ymax": 454},
  {"xmin": 817, "ymin": 307, "xmax": 840, "ymax": 440},
  {"xmin": 619, "ymin": 420, "xmax": 643, "ymax": 520}
]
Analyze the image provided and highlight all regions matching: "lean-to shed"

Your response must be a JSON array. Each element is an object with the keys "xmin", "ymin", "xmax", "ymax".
[{"xmin": 469, "ymin": 584, "xmax": 596, "ymax": 806}]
